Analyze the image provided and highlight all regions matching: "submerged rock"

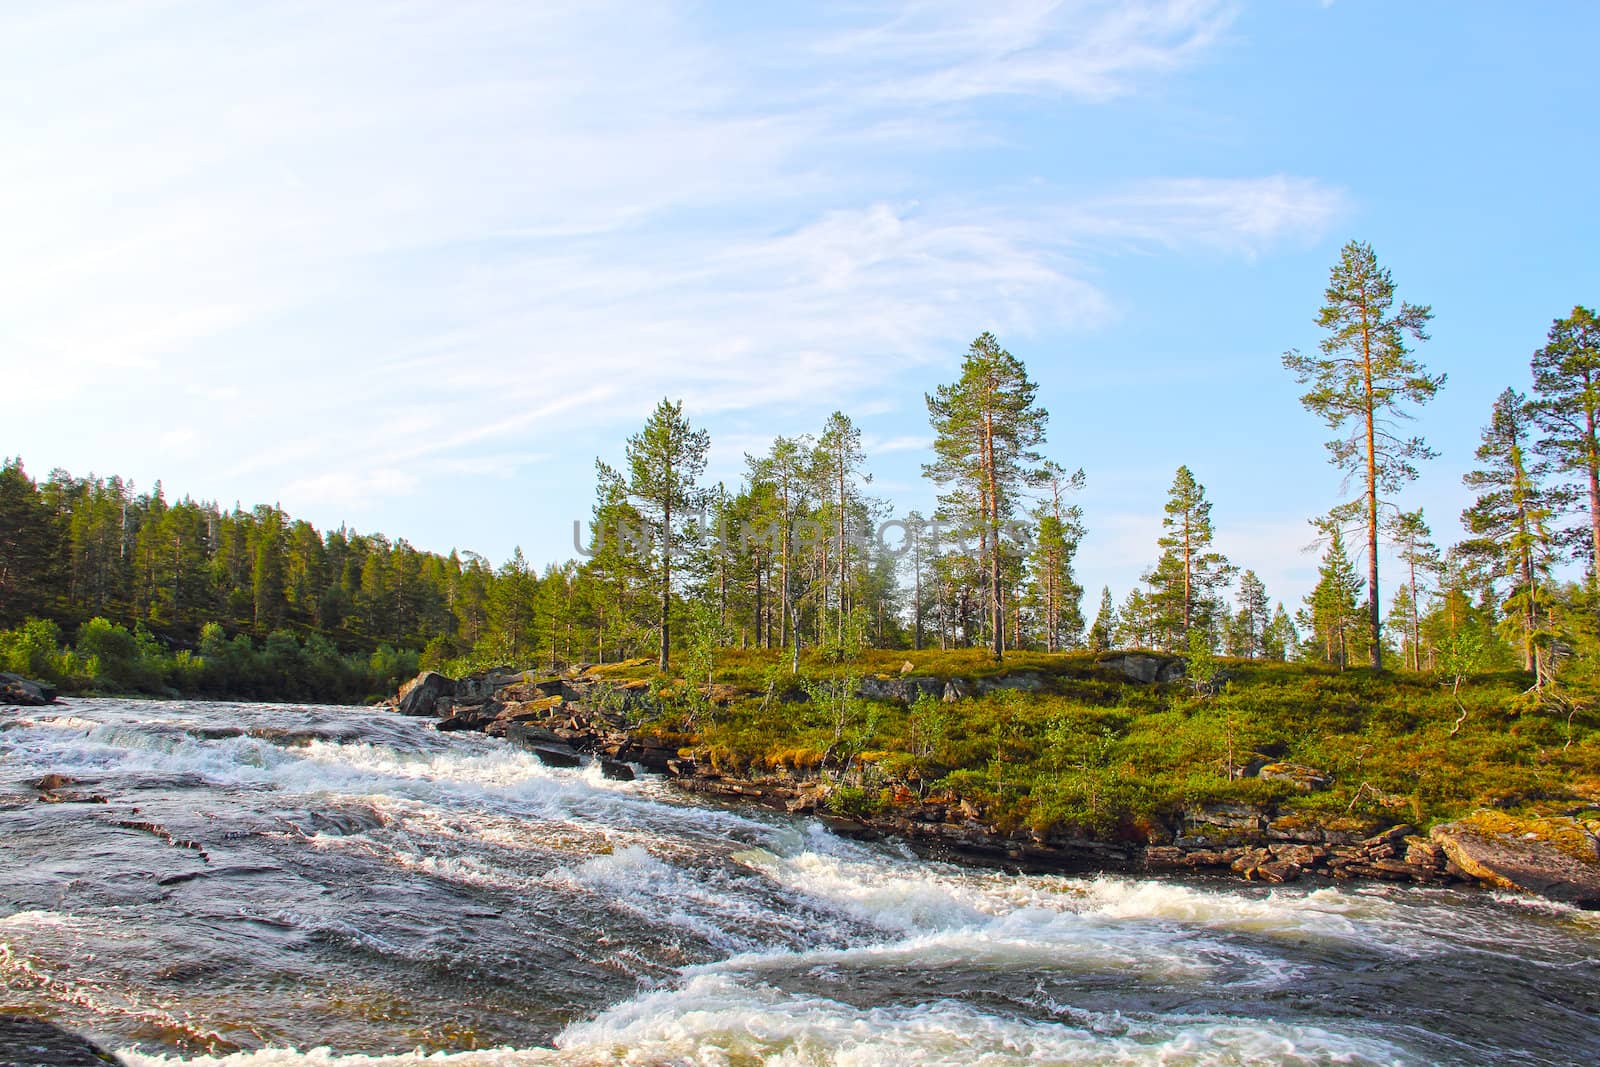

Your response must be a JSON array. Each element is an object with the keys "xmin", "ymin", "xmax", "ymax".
[
  {"xmin": 0, "ymin": 1014, "xmax": 123, "ymax": 1065},
  {"xmin": 600, "ymin": 759, "xmax": 636, "ymax": 781}
]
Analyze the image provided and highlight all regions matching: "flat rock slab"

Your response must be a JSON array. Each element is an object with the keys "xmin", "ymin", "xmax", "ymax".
[
  {"xmin": 1432, "ymin": 823, "xmax": 1600, "ymax": 909},
  {"xmin": 0, "ymin": 1016, "xmax": 122, "ymax": 1066}
]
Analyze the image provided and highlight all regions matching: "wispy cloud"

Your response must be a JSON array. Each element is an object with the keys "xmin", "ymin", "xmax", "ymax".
[
  {"xmin": 816, "ymin": 0, "xmax": 1239, "ymax": 102},
  {"xmin": 1, "ymin": 0, "xmax": 1335, "ymax": 534}
]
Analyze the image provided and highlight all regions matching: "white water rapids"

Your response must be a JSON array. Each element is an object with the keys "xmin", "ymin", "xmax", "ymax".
[{"xmin": 2, "ymin": 700, "xmax": 1596, "ymax": 1066}]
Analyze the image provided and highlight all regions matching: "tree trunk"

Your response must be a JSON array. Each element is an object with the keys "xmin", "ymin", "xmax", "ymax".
[
  {"xmin": 836, "ymin": 456, "xmax": 847, "ymax": 644},
  {"xmin": 983, "ymin": 407, "xmax": 1003, "ymax": 660},
  {"xmin": 1361, "ymin": 313, "xmax": 1383, "ymax": 669},
  {"xmin": 659, "ymin": 492, "xmax": 672, "ymax": 673},
  {"xmin": 1409, "ymin": 555, "xmax": 1420, "ymax": 672},
  {"xmin": 754, "ymin": 562, "xmax": 764, "ymax": 650},
  {"xmin": 779, "ymin": 486, "xmax": 791, "ymax": 649},
  {"xmin": 1587, "ymin": 398, "xmax": 1600, "ymax": 598},
  {"xmin": 913, "ymin": 550, "xmax": 923, "ymax": 651}
]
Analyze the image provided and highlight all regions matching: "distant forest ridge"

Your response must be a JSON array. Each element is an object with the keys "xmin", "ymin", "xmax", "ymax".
[{"xmin": 2, "ymin": 244, "xmax": 1598, "ymax": 694}]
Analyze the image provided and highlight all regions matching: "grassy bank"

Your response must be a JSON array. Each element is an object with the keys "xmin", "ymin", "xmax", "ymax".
[{"xmin": 589, "ymin": 650, "xmax": 1600, "ymax": 839}]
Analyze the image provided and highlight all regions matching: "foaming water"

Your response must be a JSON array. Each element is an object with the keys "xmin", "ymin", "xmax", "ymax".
[{"xmin": 3, "ymin": 699, "xmax": 1597, "ymax": 1066}]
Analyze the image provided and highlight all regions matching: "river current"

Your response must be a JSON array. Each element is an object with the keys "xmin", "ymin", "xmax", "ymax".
[{"xmin": 1, "ymin": 699, "xmax": 1596, "ymax": 1066}]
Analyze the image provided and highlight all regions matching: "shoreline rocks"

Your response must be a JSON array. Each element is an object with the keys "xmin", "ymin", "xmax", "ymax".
[
  {"xmin": 1, "ymin": 671, "xmax": 59, "ymax": 706},
  {"xmin": 1431, "ymin": 821, "xmax": 1600, "ymax": 909},
  {"xmin": 385, "ymin": 667, "xmax": 1598, "ymax": 906}
]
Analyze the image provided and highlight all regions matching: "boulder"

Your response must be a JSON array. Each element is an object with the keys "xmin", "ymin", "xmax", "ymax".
[
  {"xmin": 0, "ymin": 671, "xmax": 58, "ymax": 706},
  {"xmin": 857, "ymin": 676, "xmax": 942, "ymax": 704},
  {"xmin": 1096, "ymin": 653, "xmax": 1185, "ymax": 685},
  {"xmin": 453, "ymin": 667, "xmax": 522, "ymax": 703},
  {"xmin": 600, "ymin": 759, "xmax": 636, "ymax": 781},
  {"xmin": 1431, "ymin": 822, "xmax": 1600, "ymax": 909},
  {"xmin": 396, "ymin": 671, "xmax": 455, "ymax": 717},
  {"xmin": 502, "ymin": 730, "xmax": 582, "ymax": 767},
  {"xmin": 972, "ymin": 671, "xmax": 1048, "ymax": 695}
]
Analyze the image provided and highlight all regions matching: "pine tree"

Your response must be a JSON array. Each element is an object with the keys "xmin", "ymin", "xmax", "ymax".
[
  {"xmin": 925, "ymin": 333, "xmax": 1049, "ymax": 661},
  {"xmin": 1305, "ymin": 523, "xmax": 1365, "ymax": 669},
  {"xmin": 747, "ymin": 436, "xmax": 810, "ymax": 648},
  {"xmin": 1145, "ymin": 466, "xmax": 1233, "ymax": 649},
  {"xmin": 1028, "ymin": 463, "xmax": 1086, "ymax": 652},
  {"xmin": 1460, "ymin": 388, "xmax": 1560, "ymax": 677},
  {"xmin": 0, "ymin": 460, "xmax": 64, "ymax": 625},
  {"xmin": 1387, "ymin": 509, "xmax": 1438, "ymax": 670},
  {"xmin": 1115, "ymin": 586, "xmax": 1155, "ymax": 649},
  {"xmin": 1283, "ymin": 241, "xmax": 1443, "ymax": 668},
  {"xmin": 1262, "ymin": 603, "xmax": 1297, "ymax": 661},
  {"xmin": 252, "ymin": 506, "xmax": 286, "ymax": 634},
  {"xmin": 602, "ymin": 398, "xmax": 711, "ymax": 671},
  {"xmin": 1232, "ymin": 569, "xmax": 1270, "ymax": 659},
  {"xmin": 1386, "ymin": 584, "xmax": 1418, "ymax": 668},
  {"xmin": 1529, "ymin": 306, "xmax": 1600, "ymax": 585},
  {"xmin": 1088, "ymin": 586, "xmax": 1116, "ymax": 651},
  {"xmin": 485, "ymin": 547, "xmax": 539, "ymax": 663},
  {"xmin": 813, "ymin": 412, "xmax": 870, "ymax": 640}
]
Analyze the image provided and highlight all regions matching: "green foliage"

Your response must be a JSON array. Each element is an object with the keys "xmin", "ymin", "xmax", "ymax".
[{"xmin": 654, "ymin": 648, "xmax": 1597, "ymax": 841}]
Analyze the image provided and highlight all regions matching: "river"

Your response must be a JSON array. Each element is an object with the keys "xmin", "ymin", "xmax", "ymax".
[{"xmin": 1, "ymin": 699, "xmax": 1596, "ymax": 1066}]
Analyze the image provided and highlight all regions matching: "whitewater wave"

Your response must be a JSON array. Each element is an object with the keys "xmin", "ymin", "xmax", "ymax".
[{"xmin": 119, "ymin": 970, "xmax": 1408, "ymax": 1066}]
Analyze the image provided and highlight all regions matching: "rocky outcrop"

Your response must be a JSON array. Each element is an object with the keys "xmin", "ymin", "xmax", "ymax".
[
  {"xmin": 1096, "ymin": 652, "xmax": 1185, "ymax": 684},
  {"xmin": 395, "ymin": 671, "xmax": 455, "ymax": 716},
  {"xmin": 1144, "ymin": 820, "xmax": 1454, "ymax": 885},
  {"xmin": 856, "ymin": 675, "xmax": 943, "ymax": 704},
  {"xmin": 0, "ymin": 671, "xmax": 59, "ymax": 706},
  {"xmin": 1257, "ymin": 762, "xmax": 1334, "ymax": 792},
  {"xmin": 382, "ymin": 668, "xmax": 1600, "ymax": 903},
  {"xmin": 1431, "ymin": 822, "xmax": 1600, "ymax": 910}
]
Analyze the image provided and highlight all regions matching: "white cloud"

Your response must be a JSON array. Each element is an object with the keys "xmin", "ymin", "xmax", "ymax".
[{"xmin": 0, "ymin": 0, "xmax": 1337, "ymax": 533}]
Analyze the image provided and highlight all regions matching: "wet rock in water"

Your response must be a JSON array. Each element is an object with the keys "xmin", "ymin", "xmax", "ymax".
[
  {"xmin": 0, "ymin": 1015, "xmax": 123, "ymax": 1065},
  {"xmin": 528, "ymin": 745, "xmax": 581, "ymax": 769},
  {"xmin": 396, "ymin": 671, "xmax": 455, "ymax": 717},
  {"xmin": 599, "ymin": 759, "xmax": 635, "ymax": 781},
  {"xmin": 1431, "ymin": 822, "xmax": 1600, "ymax": 909},
  {"xmin": 33, "ymin": 772, "xmax": 74, "ymax": 792},
  {"xmin": 0, "ymin": 672, "xmax": 58, "ymax": 706}
]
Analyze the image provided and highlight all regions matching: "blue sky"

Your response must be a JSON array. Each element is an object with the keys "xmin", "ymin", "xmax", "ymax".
[{"xmin": 5, "ymin": 1, "xmax": 1598, "ymax": 613}]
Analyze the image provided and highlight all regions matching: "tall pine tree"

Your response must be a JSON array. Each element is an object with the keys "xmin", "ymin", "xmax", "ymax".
[
  {"xmin": 1283, "ymin": 241, "xmax": 1443, "ymax": 668},
  {"xmin": 1460, "ymin": 388, "xmax": 1559, "ymax": 676},
  {"xmin": 601, "ymin": 399, "xmax": 711, "ymax": 671},
  {"xmin": 924, "ymin": 333, "xmax": 1049, "ymax": 660},
  {"xmin": 1529, "ymin": 306, "xmax": 1600, "ymax": 585}
]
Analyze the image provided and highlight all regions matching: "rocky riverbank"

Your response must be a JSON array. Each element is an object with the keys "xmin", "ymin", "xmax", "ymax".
[
  {"xmin": 389, "ymin": 664, "xmax": 1600, "ymax": 908},
  {"xmin": 0, "ymin": 670, "xmax": 60, "ymax": 706}
]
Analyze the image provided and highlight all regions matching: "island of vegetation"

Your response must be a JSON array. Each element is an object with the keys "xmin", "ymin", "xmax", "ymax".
[{"xmin": 2, "ymin": 243, "xmax": 1597, "ymax": 903}]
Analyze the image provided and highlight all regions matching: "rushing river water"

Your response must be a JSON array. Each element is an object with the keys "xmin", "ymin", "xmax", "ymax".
[{"xmin": 1, "ymin": 699, "xmax": 1597, "ymax": 1066}]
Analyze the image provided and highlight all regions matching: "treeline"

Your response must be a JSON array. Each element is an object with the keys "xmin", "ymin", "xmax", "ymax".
[{"xmin": 2, "ymin": 241, "xmax": 1597, "ymax": 698}]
